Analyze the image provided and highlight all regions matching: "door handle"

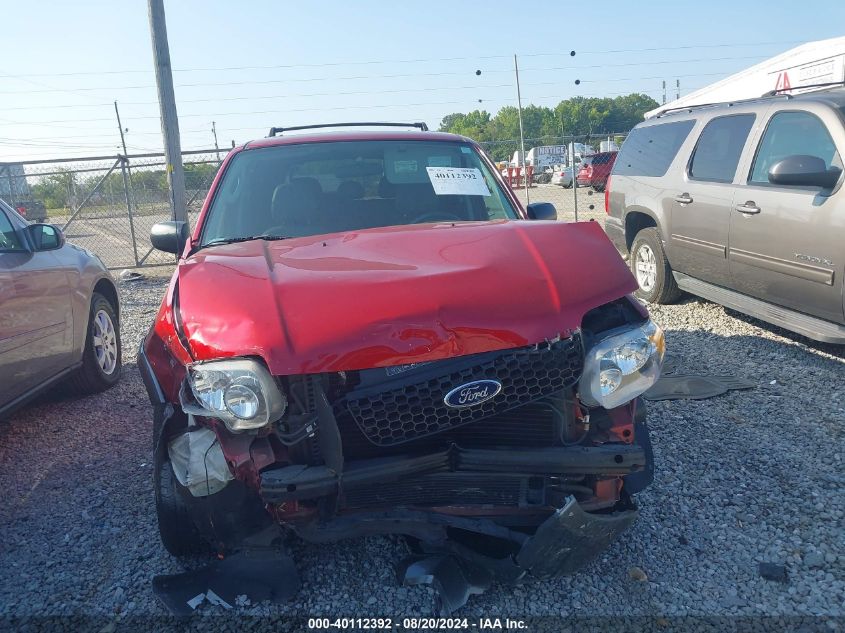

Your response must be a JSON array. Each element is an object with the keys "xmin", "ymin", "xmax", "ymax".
[
  {"xmin": 735, "ymin": 201, "xmax": 761, "ymax": 215},
  {"xmin": 674, "ymin": 193, "xmax": 693, "ymax": 204}
]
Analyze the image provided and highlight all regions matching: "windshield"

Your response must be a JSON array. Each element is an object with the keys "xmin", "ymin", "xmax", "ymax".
[{"xmin": 200, "ymin": 140, "xmax": 518, "ymax": 246}]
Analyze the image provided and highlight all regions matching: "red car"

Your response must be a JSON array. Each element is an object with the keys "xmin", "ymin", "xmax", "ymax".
[
  {"xmin": 140, "ymin": 123, "xmax": 663, "ymax": 611},
  {"xmin": 577, "ymin": 151, "xmax": 617, "ymax": 191}
]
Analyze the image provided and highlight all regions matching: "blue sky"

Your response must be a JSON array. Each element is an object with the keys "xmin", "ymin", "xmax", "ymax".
[{"xmin": 1, "ymin": 0, "xmax": 843, "ymax": 160}]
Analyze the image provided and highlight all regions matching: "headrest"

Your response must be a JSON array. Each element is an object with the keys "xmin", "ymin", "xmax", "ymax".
[
  {"xmin": 289, "ymin": 177, "xmax": 322, "ymax": 198},
  {"xmin": 336, "ymin": 180, "xmax": 365, "ymax": 200},
  {"xmin": 377, "ymin": 176, "xmax": 396, "ymax": 198}
]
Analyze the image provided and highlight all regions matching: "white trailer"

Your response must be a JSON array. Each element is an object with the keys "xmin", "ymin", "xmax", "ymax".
[{"xmin": 646, "ymin": 36, "xmax": 845, "ymax": 118}]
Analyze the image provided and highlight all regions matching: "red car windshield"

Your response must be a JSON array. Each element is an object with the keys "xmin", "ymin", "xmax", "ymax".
[{"xmin": 200, "ymin": 140, "xmax": 519, "ymax": 246}]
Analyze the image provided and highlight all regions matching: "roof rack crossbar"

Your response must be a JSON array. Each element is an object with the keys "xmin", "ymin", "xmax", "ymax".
[{"xmin": 268, "ymin": 122, "xmax": 429, "ymax": 137}]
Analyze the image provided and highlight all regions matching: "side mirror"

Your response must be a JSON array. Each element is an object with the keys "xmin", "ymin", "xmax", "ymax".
[
  {"xmin": 526, "ymin": 202, "xmax": 557, "ymax": 221},
  {"xmin": 768, "ymin": 155, "xmax": 842, "ymax": 189},
  {"xmin": 150, "ymin": 221, "xmax": 189, "ymax": 254},
  {"xmin": 27, "ymin": 223, "xmax": 64, "ymax": 251}
]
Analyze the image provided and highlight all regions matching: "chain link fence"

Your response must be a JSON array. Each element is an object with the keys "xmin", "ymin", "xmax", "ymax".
[
  {"xmin": 479, "ymin": 133, "xmax": 627, "ymax": 224},
  {"xmin": 0, "ymin": 149, "xmax": 223, "ymax": 270}
]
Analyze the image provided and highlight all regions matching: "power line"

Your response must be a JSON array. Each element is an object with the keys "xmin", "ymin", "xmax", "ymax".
[
  {"xmin": 0, "ymin": 84, "xmax": 667, "ymax": 137},
  {"xmin": 7, "ymin": 40, "xmax": 800, "ymax": 78},
  {"xmin": 0, "ymin": 54, "xmax": 770, "ymax": 95}
]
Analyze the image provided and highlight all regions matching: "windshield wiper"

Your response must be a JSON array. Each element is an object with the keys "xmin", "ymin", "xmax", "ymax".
[{"xmin": 202, "ymin": 234, "xmax": 292, "ymax": 248}]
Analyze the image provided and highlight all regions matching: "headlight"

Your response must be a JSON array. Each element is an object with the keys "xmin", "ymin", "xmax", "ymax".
[
  {"xmin": 180, "ymin": 358, "xmax": 287, "ymax": 432},
  {"xmin": 579, "ymin": 320, "xmax": 665, "ymax": 409}
]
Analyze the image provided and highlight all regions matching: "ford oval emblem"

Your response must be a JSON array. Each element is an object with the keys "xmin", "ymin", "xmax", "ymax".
[{"xmin": 443, "ymin": 379, "xmax": 502, "ymax": 409}]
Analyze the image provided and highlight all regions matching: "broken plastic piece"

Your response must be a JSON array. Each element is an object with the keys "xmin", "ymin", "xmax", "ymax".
[
  {"xmin": 643, "ymin": 374, "xmax": 755, "ymax": 401},
  {"xmin": 758, "ymin": 562, "xmax": 788, "ymax": 583},
  {"xmin": 152, "ymin": 548, "xmax": 300, "ymax": 616},
  {"xmin": 400, "ymin": 555, "xmax": 492, "ymax": 615},
  {"xmin": 401, "ymin": 497, "xmax": 639, "ymax": 613}
]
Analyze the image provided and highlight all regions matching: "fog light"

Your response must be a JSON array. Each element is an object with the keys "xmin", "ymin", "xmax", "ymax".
[{"xmin": 224, "ymin": 384, "xmax": 260, "ymax": 419}]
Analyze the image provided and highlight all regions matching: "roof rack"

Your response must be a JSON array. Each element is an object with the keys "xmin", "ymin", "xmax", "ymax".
[
  {"xmin": 654, "ymin": 102, "xmax": 723, "ymax": 117},
  {"xmin": 653, "ymin": 90, "xmax": 798, "ymax": 118},
  {"xmin": 760, "ymin": 80, "xmax": 845, "ymax": 97},
  {"xmin": 267, "ymin": 122, "xmax": 429, "ymax": 137}
]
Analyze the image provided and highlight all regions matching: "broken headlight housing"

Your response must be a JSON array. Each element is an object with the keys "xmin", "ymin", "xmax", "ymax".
[
  {"xmin": 180, "ymin": 358, "xmax": 287, "ymax": 432},
  {"xmin": 579, "ymin": 319, "xmax": 664, "ymax": 409}
]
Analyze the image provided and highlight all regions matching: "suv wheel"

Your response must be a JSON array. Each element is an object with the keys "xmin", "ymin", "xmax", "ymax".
[
  {"xmin": 155, "ymin": 453, "xmax": 209, "ymax": 557},
  {"xmin": 68, "ymin": 292, "xmax": 122, "ymax": 394},
  {"xmin": 630, "ymin": 228, "xmax": 681, "ymax": 304}
]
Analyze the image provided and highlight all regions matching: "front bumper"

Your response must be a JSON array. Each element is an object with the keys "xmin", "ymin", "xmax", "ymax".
[{"xmin": 260, "ymin": 443, "xmax": 647, "ymax": 504}]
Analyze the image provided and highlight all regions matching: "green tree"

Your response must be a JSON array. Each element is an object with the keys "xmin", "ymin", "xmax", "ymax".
[
  {"xmin": 31, "ymin": 169, "xmax": 77, "ymax": 211},
  {"xmin": 439, "ymin": 93, "xmax": 660, "ymax": 150}
]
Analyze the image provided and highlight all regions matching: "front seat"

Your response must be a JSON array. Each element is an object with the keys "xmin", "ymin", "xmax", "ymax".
[{"xmin": 270, "ymin": 177, "xmax": 324, "ymax": 237}]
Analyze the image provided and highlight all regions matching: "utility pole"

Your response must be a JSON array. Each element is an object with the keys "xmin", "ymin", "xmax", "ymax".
[
  {"xmin": 662, "ymin": 80, "xmax": 667, "ymax": 105},
  {"xmin": 676, "ymin": 78, "xmax": 680, "ymax": 100},
  {"xmin": 147, "ymin": 0, "xmax": 187, "ymax": 224},
  {"xmin": 211, "ymin": 121, "xmax": 220, "ymax": 161},
  {"xmin": 513, "ymin": 54, "xmax": 529, "ymax": 204},
  {"xmin": 114, "ymin": 101, "xmax": 129, "ymax": 157}
]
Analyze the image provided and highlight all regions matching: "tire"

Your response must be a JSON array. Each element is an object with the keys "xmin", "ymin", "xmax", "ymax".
[
  {"xmin": 67, "ymin": 292, "xmax": 121, "ymax": 394},
  {"xmin": 630, "ymin": 228, "xmax": 682, "ymax": 304},
  {"xmin": 155, "ymin": 454, "xmax": 209, "ymax": 557}
]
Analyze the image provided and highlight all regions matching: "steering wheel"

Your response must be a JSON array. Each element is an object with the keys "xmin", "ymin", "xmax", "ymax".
[{"xmin": 410, "ymin": 212, "xmax": 463, "ymax": 224}]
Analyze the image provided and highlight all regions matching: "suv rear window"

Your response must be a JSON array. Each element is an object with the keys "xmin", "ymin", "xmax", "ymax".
[
  {"xmin": 590, "ymin": 153, "xmax": 614, "ymax": 165},
  {"xmin": 688, "ymin": 114, "xmax": 755, "ymax": 183},
  {"xmin": 200, "ymin": 140, "xmax": 518, "ymax": 245},
  {"xmin": 614, "ymin": 120, "xmax": 695, "ymax": 177}
]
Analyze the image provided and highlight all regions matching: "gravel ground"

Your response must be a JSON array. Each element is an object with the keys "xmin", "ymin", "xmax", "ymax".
[{"xmin": 0, "ymin": 270, "xmax": 843, "ymax": 629}]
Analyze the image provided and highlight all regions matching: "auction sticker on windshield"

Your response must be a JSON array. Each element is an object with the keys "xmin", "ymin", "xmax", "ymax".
[{"xmin": 426, "ymin": 167, "xmax": 490, "ymax": 196}]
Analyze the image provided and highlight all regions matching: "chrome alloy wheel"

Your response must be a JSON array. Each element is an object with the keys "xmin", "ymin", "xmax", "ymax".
[
  {"xmin": 92, "ymin": 309, "xmax": 118, "ymax": 375},
  {"xmin": 635, "ymin": 244, "xmax": 657, "ymax": 292}
]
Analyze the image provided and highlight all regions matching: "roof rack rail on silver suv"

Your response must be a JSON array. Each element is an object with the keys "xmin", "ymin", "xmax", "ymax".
[
  {"xmin": 267, "ymin": 122, "xmax": 429, "ymax": 137},
  {"xmin": 653, "ymin": 93, "xmax": 793, "ymax": 118}
]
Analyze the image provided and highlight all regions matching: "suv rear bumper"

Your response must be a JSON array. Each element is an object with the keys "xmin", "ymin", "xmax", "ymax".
[{"xmin": 604, "ymin": 216, "xmax": 627, "ymax": 256}]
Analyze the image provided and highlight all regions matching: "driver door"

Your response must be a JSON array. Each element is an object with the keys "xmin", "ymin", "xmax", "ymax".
[{"xmin": 728, "ymin": 108, "xmax": 845, "ymax": 324}]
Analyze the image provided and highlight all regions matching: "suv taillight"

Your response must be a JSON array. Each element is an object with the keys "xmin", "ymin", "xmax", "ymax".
[{"xmin": 604, "ymin": 176, "xmax": 611, "ymax": 214}]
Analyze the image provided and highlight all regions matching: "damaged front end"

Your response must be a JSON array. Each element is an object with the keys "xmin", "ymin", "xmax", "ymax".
[{"xmin": 140, "ymin": 291, "xmax": 661, "ymax": 613}]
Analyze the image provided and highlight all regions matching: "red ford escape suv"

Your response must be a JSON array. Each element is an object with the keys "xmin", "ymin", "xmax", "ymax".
[{"xmin": 140, "ymin": 123, "xmax": 663, "ymax": 610}]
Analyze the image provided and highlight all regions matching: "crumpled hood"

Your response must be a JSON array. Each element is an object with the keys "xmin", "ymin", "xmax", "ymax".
[{"xmin": 177, "ymin": 220, "xmax": 637, "ymax": 374}]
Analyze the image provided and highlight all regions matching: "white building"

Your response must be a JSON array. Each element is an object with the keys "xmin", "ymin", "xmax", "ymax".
[{"xmin": 645, "ymin": 36, "xmax": 845, "ymax": 118}]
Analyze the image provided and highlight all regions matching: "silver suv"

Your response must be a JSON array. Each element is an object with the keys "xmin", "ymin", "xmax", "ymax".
[{"xmin": 605, "ymin": 86, "xmax": 845, "ymax": 344}]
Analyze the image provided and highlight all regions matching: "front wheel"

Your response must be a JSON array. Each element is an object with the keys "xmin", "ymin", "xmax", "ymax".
[
  {"xmin": 155, "ymin": 454, "xmax": 210, "ymax": 557},
  {"xmin": 630, "ymin": 228, "xmax": 682, "ymax": 304},
  {"xmin": 68, "ymin": 292, "xmax": 121, "ymax": 394}
]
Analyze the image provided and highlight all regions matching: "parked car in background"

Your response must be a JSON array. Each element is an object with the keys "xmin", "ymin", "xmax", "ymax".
[
  {"xmin": 577, "ymin": 151, "xmax": 617, "ymax": 191},
  {"xmin": 12, "ymin": 197, "xmax": 47, "ymax": 223},
  {"xmin": 605, "ymin": 86, "xmax": 845, "ymax": 344},
  {"xmin": 551, "ymin": 165, "xmax": 575, "ymax": 188},
  {"xmin": 0, "ymin": 199, "xmax": 121, "ymax": 418},
  {"xmin": 140, "ymin": 123, "xmax": 662, "ymax": 599}
]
